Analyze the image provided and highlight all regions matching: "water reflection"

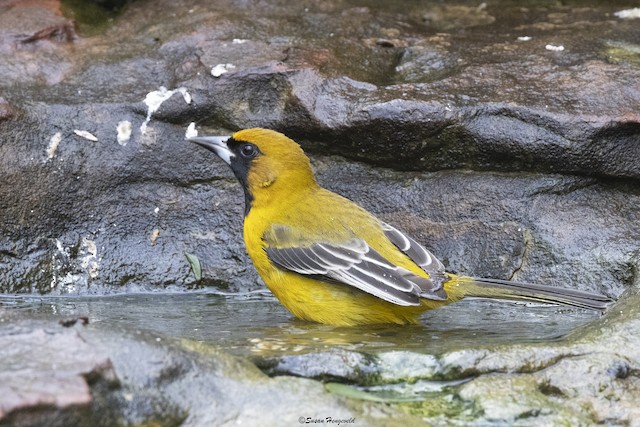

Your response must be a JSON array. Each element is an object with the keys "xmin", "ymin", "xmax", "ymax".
[{"xmin": 0, "ymin": 292, "xmax": 600, "ymax": 356}]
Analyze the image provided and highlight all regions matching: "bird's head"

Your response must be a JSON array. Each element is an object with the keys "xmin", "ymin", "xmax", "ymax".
[{"xmin": 189, "ymin": 128, "xmax": 318, "ymax": 214}]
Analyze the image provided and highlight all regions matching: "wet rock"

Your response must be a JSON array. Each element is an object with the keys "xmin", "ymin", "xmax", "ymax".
[
  {"xmin": 0, "ymin": 309, "xmax": 380, "ymax": 426},
  {"xmin": 455, "ymin": 290, "xmax": 640, "ymax": 425},
  {"xmin": 454, "ymin": 297, "xmax": 640, "ymax": 425},
  {"xmin": 0, "ymin": 1, "xmax": 72, "ymax": 45},
  {"xmin": 0, "ymin": 318, "xmax": 117, "ymax": 426},
  {"xmin": 0, "ymin": 103, "xmax": 226, "ymax": 293},
  {"xmin": 0, "ymin": 97, "xmax": 13, "ymax": 121},
  {"xmin": 0, "ymin": 0, "xmax": 77, "ymax": 86},
  {"xmin": 420, "ymin": 4, "xmax": 496, "ymax": 31},
  {"xmin": 0, "ymin": 0, "xmax": 638, "ymax": 295},
  {"xmin": 250, "ymin": 289, "xmax": 640, "ymax": 425},
  {"xmin": 457, "ymin": 374, "xmax": 588, "ymax": 425},
  {"xmin": 1, "ymin": 288, "xmax": 637, "ymax": 425},
  {"xmin": 256, "ymin": 348, "xmax": 379, "ymax": 383}
]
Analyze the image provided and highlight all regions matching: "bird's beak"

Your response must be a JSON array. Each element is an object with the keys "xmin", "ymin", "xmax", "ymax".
[{"xmin": 188, "ymin": 136, "xmax": 234, "ymax": 165}]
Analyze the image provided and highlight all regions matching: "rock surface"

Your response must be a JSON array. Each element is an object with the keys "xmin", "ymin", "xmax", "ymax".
[
  {"xmin": 0, "ymin": 316, "xmax": 116, "ymax": 427},
  {"xmin": 0, "ymin": 0, "xmax": 639, "ymax": 425},
  {"xmin": 0, "ymin": 0, "xmax": 638, "ymax": 295},
  {"xmin": 0, "ymin": 1, "xmax": 640, "ymax": 295},
  {"xmin": 0, "ymin": 306, "xmax": 369, "ymax": 426},
  {"xmin": 1, "ymin": 288, "xmax": 639, "ymax": 426}
]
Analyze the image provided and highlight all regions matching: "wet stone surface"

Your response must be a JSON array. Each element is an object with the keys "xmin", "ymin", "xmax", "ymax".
[
  {"xmin": 0, "ymin": 0, "xmax": 639, "ymax": 425},
  {"xmin": 1, "ymin": 290, "xmax": 639, "ymax": 425}
]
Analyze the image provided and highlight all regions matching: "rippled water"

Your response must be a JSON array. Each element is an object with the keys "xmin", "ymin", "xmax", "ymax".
[{"xmin": 0, "ymin": 292, "xmax": 601, "ymax": 357}]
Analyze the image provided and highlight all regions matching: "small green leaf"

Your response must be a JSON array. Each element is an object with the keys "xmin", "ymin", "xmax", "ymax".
[{"xmin": 184, "ymin": 252, "xmax": 202, "ymax": 282}]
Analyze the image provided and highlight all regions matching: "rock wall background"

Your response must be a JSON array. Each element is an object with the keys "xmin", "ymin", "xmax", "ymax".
[
  {"xmin": 1, "ymin": 1, "xmax": 639, "ymax": 425},
  {"xmin": 0, "ymin": 0, "xmax": 638, "ymax": 296}
]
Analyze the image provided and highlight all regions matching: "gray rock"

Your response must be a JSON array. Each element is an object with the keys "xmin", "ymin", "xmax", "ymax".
[
  {"xmin": 250, "ymin": 288, "xmax": 640, "ymax": 425},
  {"xmin": 0, "ymin": 307, "xmax": 377, "ymax": 426},
  {"xmin": 0, "ymin": 0, "xmax": 637, "ymax": 295},
  {"xmin": 0, "ymin": 287, "xmax": 637, "ymax": 425},
  {"xmin": 455, "ymin": 288, "xmax": 640, "ymax": 425},
  {"xmin": 0, "ymin": 315, "xmax": 117, "ymax": 426}
]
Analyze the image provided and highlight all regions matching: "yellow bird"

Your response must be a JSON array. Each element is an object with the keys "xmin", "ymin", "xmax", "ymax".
[{"xmin": 189, "ymin": 128, "xmax": 612, "ymax": 326}]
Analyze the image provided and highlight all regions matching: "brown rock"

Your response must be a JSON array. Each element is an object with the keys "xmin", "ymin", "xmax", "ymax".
[
  {"xmin": 0, "ymin": 97, "xmax": 13, "ymax": 121},
  {"xmin": 0, "ymin": 325, "xmax": 117, "ymax": 426}
]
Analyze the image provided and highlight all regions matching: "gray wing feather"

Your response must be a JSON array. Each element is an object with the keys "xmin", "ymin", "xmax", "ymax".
[
  {"xmin": 330, "ymin": 266, "xmax": 420, "ymax": 306},
  {"xmin": 309, "ymin": 244, "xmax": 353, "ymax": 268},
  {"xmin": 266, "ymin": 238, "xmax": 421, "ymax": 306},
  {"xmin": 281, "ymin": 248, "xmax": 319, "ymax": 274},
  {"xmin": 381, "ymin": 222, "xmax": 446, "ymax": 278},
  {"xmin": 349, "ymin": 261, "xmax": 414, "ymax": 293},
  {"xmin": 381, "ymin": 222, "xmax": 449, "ymax": 300}
]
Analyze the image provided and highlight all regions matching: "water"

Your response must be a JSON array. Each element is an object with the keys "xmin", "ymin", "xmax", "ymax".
[{"xmin": 0, "ymin": 292, "xmax": 601, "ymax": 357}]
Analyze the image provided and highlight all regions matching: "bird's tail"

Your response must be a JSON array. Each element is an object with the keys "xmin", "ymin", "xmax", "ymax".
[{"xmin": 451, "ymin": 276, "xmax": 613, "ymax": 311}]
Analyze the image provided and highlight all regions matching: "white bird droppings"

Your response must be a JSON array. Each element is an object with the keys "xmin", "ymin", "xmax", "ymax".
[
  {"xmin": 185, "ymin": 122, "xmax": 198, "ymax": 139},
  {"xmin": 614, "ymin": 8, "xmax": 640, "ymax": 19},
  {"xmin": 117, "ymin": 121, "xmax": 132, "ymax": 146},
  {"xmin": 74, "ymin": 129, "xmax": 98, "ymax": 141},
  {"xmin": 211, "ymin": 63, "xmax": 236, "ymax": 77},
  {"xmin": 47, "ymin": 132, "xmax": 62, "ymax": 159},
  {"xmin": 140, "ymin": 86, "xmax": 192, "ymax": 135},
  {"xmin": 545, "ymin": 44, "xmax": 565, "ymax": 52}
]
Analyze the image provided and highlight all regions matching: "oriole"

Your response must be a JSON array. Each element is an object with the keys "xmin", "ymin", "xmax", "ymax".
[{"xmin": 188, "ymin": 128, "xmax": 612, "ymax": 326}]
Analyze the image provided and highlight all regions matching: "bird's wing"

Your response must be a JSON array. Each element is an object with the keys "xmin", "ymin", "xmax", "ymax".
[
  {"xmin": 263, "ymin": 225, "xmax": 447, "ymax": 306},
  {"xmin": 380, "ymin": 222, "xmax": 449, "ymax": 292}
]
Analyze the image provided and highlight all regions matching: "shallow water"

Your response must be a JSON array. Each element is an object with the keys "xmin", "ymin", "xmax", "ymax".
[{"xmin": 0, "ymin": 292, "xmax": 601, "ymax": 357}]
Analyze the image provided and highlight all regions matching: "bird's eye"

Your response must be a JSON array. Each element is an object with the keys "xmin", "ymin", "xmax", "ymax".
[{"xmin": 240, "ymin": 143, "xmax": 258, "ymax": 158}]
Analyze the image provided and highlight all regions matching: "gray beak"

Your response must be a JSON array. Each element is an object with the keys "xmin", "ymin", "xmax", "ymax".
[{"xmin": 188, "ymin": 136, "xmax": 233, "ymax": 165}]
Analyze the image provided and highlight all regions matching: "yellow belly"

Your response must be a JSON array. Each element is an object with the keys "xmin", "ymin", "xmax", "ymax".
[{"xmin": 255, "ymin": 264, "xmax": 451, "ymax": 326}]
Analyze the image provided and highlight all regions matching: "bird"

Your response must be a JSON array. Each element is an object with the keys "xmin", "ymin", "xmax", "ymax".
[{"xmin": 188, "ymin": 128, "xmax": 613, "ymax": 326}]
